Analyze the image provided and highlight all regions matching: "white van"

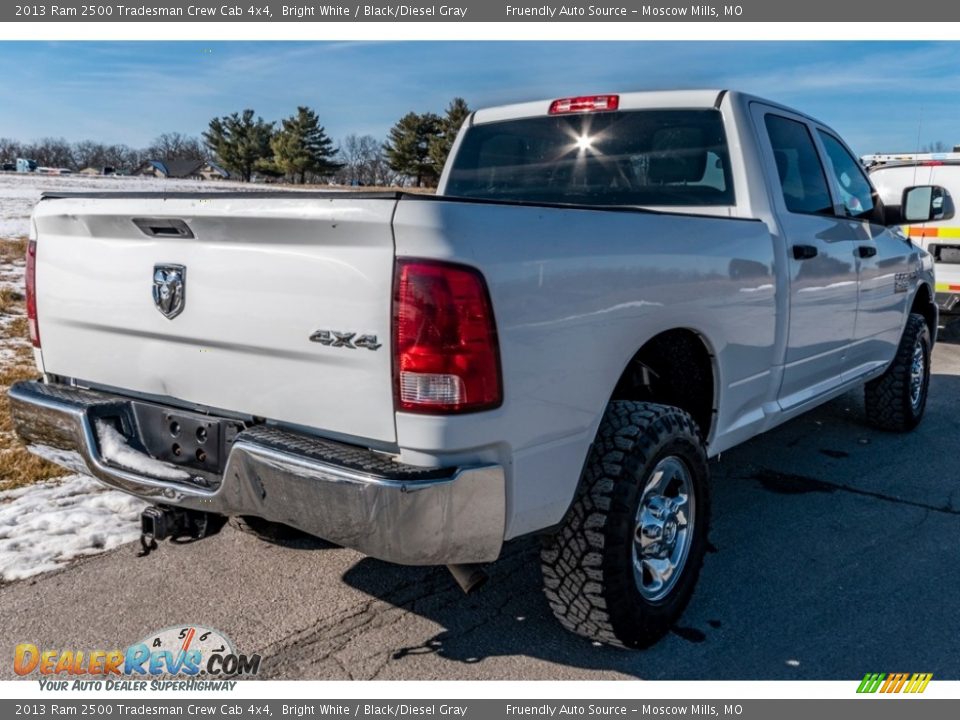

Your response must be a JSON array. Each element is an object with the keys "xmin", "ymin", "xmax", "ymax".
[{"xmin": 868, "ymin": 155, "xmax": 960, "ymax": 311}]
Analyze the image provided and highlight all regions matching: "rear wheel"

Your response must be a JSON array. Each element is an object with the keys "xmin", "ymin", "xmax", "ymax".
[
  {"xmin": 540, "ymin": 401, "xmax": 710, "ymax": 648},
  {"xmin": 865, "ymin": 313, "xmax": 931, "ymax": 432}
]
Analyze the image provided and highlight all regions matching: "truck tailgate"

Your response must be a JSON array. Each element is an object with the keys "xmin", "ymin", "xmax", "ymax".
[{"xmin": 32, "ymin": 193, "xmax": 398, "ymax": 444}]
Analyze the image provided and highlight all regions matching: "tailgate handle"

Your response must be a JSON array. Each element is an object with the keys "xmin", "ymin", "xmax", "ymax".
[{"xmin": 132, "ymin": 218, "xmax": 194, "ymax": 239}]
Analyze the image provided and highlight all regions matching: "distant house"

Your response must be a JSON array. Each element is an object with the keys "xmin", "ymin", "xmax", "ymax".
[{"xmin": 132, "ymin": 159, "xmax": 230, "ymax": 180}]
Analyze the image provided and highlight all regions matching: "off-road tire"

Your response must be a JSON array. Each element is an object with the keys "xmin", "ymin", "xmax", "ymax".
[
  {"xmin": 864, "ymin": 313, "xmax": 931, "ymax": 432},
  {"xmin": 540, "ymin": 401, "xmax": 710, "ymax": 649}
]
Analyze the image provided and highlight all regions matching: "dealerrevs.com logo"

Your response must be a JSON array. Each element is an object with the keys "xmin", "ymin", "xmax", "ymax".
[
  {"xmin": 857, "ymin": 673, "xmax": 933, "ymax": 694},
  {"xmin": 14, "ymin": 625, "xmax": 261, "ymax": 690}
]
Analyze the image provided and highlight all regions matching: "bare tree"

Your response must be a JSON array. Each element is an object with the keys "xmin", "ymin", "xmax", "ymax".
[
  {"xmin": 102, "ymin": 144, "xmax": 139, "ymax": 172},
  {"xmin": 2, "ymin": 133, "xmax": 205, "ymax": 173},
  {"xmin": 0, "ymin": 137, "xmax": 22, "ymax": 163},
  {"xmin": 24, "ymin": 138, "xmax": 74, "ymax": 168},
  {"xmin": 338, "ymin": 134, "xmax": 396, "ymax": 186},
  {"xmin": 72, "ymin": 140, "xmax": 108, "ymax": 170},
  {"xmin": 922, "ymin": 141, "xmax": 949, "ymax": 153},
  {"xmin": 147, "ymin": 132, "xmax": 206, "ymax": 163}
]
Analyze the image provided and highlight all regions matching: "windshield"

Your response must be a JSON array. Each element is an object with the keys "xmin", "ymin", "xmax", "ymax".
[{"xmin": 445, "ymin": 109, "xmax": 734, "ymax": 207}]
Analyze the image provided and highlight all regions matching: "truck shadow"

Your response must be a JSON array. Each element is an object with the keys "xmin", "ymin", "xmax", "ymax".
[
  {"xmin": 936, "ymin": 314, "xmax": 960, "ymax": 345},
  {"xmin": 336, "ymin": 369, "xmax": 960, "ymax": 679}
]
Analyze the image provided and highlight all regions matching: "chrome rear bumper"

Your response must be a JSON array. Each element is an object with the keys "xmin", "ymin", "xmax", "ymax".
[{"xmin": 8, "ymin": 380, "xmax": 505, "ymax": 565}]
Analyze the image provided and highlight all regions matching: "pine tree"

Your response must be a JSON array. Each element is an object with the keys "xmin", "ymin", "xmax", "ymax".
[
  {"xmin": 270, "ymin": 106, "xmax": 341, "ymax": 184},
  {"xmin": 429, "ymin": 98, "xmax": 471, "ymax": 174},
  {"xmin": 203, "ymin": 109, "xmax": 274, "ymax": 182},
  {"xmin": 384, "ymin": 112, "xmax": 442, "ymax": 187}
]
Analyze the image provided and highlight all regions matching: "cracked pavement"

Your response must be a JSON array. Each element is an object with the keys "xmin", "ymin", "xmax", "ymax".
[{"xmin": 3, "ymin": 320, "xmax": 960, "ymax": 680}]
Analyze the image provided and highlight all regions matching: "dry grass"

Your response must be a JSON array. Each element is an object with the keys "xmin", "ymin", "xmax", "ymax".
[
  {"xmin": 0, "ymin": 360, "xmax": 35, "ymax": 388},
  {"xmin": 2, "ymin": 316, "xmax": 28, "ymax": 341},
  {"xmin": 0, "ymin": 237, "xmax": 27, "ymax": 265},
  {"xmin": 0, "ymin": 287, "xmax": 22, "ymax": 314},
  {"xmin": 0, "ymin": 236, "xmax": 61, "ymax": 491},
  {"xmin": 0, "ymin": 438, "xmax": 64, "ymax": 492},
  {"xmin": 0, "ymin": 375, "xmax": 59, "ymax": 491},
  {"xmin": 0, "ymin": 362, "xmax": 58, "ymax": 491}
]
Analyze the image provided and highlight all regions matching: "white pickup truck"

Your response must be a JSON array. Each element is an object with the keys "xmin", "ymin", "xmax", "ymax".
[{"xmin": 10, "ymin": 90, "xmax": 952, "ymax": 649}]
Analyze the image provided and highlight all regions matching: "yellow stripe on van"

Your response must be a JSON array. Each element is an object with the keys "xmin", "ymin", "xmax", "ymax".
[
  {"xmin": 906, "ymin": 226, "xmax": 960, "ymax": 239},
  {"xmin": 935, "ymin": 282, "xmax": 960, "ymax": 293}
]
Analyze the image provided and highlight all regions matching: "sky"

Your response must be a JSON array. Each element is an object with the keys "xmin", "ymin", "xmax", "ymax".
[{"xmin": 0, "ymin": 41, "xmax": 958, "ymax": 156}]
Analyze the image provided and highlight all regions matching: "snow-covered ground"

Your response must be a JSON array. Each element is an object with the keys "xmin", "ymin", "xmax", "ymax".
[
  {"xmin": 0, "ymin": 176, "xmax": 32, "ymax": 367},
  {"xmin": 0, "ymin": 173, "xmax": 252, "ymax": 581},
  {"xmin": 0, "ymin": 171, "xmax": 251, "ymax": 239},
  {"xmin": 0, "ymin": 244, "xmax": 27, "ymax": 362},
  {"xmin": 0, "ymin": 475, "xmax": 145, "ymax": 582}
]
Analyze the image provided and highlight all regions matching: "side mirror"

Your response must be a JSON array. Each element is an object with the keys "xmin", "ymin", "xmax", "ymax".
[{"xmin": 901, "ymin": 185, "xmax": 955, "ymax": 223}]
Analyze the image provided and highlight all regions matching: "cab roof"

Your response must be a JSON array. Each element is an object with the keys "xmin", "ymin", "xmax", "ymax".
[
  {"xmin": 471, "ymin": 90, "xmax": 729, "ymax": 125},
  {"xmin": 470, "ymin": 89, "xmax": 825, "ymax": 128}
]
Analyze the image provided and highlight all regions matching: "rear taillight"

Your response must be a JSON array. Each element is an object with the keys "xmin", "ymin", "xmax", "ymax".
[
  {"xmin": 549, "ymin": 94, "xmax": 620, "ymax": 115},
  {"xmin": 393, "ymin": 259, "xmax": 501, "ymax": 414},
  {"xmin": 25, "ymin": 240, "xmax": 39, "ymax": 347}
]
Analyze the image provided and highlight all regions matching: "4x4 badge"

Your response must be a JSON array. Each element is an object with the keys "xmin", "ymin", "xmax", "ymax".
[
  {"xmin": 153, "ymin": 264, "xmax": 186, "ymax": 319},
  {"xmin": 309, "ymin": 330, "xmax": 381, "ymax": 350}
]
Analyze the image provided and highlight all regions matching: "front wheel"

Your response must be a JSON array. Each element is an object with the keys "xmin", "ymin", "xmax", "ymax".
[
  {"xmin": 864, "ymin": 313, "xmax": 931, "ymax": 432},
  {"xmin": 540, "ymin": 401, "xmax": 710, "ymax": 648}
]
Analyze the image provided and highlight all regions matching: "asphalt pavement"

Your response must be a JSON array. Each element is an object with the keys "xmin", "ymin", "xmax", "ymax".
[{"xmin": 2, "ymin": 320, "xmax": 960, "ymax": 680}]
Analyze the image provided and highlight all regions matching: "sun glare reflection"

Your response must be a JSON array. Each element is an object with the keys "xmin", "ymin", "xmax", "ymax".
[{"xmin": 553, "ymin": 116, "xmax": 625, "ymax": 162}]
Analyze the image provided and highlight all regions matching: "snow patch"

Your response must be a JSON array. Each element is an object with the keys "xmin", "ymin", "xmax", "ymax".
[
  {"xmin": 95, "ymin": 420, "xmax": 193, "ymax": 481},
  {"xmin": 0, "ymin": 474, "xmax": 145, "ymax": 581},
  {"xmin": 0, "ymin": 172, "xmax": 252, "ymax": 240}
]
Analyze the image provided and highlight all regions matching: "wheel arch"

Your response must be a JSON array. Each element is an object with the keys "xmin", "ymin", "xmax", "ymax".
[
  {"xmin": 910, "ymin": 281, "xmax": 938, "ymax": 344},
  {"xmin": 538, "ymin": 326, "xmax": 720, "ymax": 541},
  {"xmin": 608, "ymin": 327, "xmax": 719, "ymax": 443}
]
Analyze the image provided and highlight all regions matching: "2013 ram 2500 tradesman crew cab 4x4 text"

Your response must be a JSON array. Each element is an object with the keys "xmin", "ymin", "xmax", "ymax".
[{"xmin": 9, "ymin": 90, "xmax": 954, "ymax": 648}]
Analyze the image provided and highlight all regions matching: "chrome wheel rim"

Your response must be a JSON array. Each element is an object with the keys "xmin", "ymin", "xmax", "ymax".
[
  {"xmin": 632, "ymin": 456, "xmax": 695, "ymax": 603},
  {"xmin": 909, "ymin": 339, "xmax": 925, "ymax": 410}
]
